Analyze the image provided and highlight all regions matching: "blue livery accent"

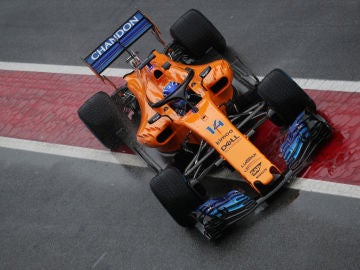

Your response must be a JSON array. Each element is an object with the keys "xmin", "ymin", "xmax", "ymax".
[
  {"xmin": 84, "ymin": 11, "xmax": 153, "ymax": 74},
  {"xmin": 206, "ymin": 120, "xmax": 224, "ymax": 135},
  {"xmin": 196, "ymin": 190, "xmax": 253, "ymax": 218},
  {"xmin": 194, "ymin": 190, "xmax": 257, "ymax": 239},
  {"xmin": 280, "ymin": 111, "xmax": 311, "ymax": 165}
]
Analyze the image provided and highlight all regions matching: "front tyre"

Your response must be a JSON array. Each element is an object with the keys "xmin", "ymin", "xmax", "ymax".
[
  {"xmin": 150, "ymin": 167, "xmax": 204, "ymax": 227},
  {"xmin": 257, "ymin": 69, "xmax": 316, "ymax": 126}
]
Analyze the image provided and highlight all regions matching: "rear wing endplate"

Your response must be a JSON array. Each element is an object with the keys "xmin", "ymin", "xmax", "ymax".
[{"xmin": 84, "ymin": 10, "xmax": 164, "ymax": 77}]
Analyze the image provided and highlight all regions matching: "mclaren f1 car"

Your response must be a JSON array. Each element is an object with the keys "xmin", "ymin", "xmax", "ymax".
[{"xmin": 78, "ymin": 9, "xmax": 331, "ymax": 239}]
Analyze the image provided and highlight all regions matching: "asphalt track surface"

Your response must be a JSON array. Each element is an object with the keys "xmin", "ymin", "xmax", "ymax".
[{"xmin": 1, "ymin": 1, "xmax": 360, "ymax": 269}]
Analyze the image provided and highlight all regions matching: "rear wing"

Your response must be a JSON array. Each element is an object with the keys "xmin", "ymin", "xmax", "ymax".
[{"xmin": 84, "ymin": 10, "xmax": 164, "ymax": 76}]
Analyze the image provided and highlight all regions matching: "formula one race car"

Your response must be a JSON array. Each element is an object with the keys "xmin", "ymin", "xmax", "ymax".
[{"xmin": 78, "ymin": 9, "xmax": 331, "ymax": 239}]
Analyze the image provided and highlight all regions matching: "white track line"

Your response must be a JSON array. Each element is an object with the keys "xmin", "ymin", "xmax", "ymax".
[
  {"xmin": 0, "ymin": 136, "xmax": 145, "ymax": 167},
  {"xmin": 0, "ymin": 61, "xmax": 132, "ymax": 77},
  {"xmin": 0, "ymin": 61, "xmax": 359, "ymax": 93},
  {"xmin": 1, "ymin": 136, "xmax": 359, "ymax": 199}
]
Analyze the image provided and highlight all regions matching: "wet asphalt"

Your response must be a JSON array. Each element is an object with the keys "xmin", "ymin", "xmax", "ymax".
[
  {"xmin": 0, "ymin": 1, "xmax": 359, "ymax": 269},
  {"xmin": 1, "ymin": 148, "xmax": 359, "ymax": 269}
]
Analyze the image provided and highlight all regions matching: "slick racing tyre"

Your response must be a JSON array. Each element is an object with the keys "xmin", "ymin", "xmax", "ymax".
[
  {"xmin": 170, "ymin": 9, "xmax": 226, "ymax": 58},
  {"xmin": 257, "ymin": 69, "xmax": 316, "ymax": 126},
  {"xmin": 78, "ymin": 91, "xmax": 124, "ymax": 150},
  {"xmin": 150, "ymin": 167, "xmax": 204, "ymax": 227}
]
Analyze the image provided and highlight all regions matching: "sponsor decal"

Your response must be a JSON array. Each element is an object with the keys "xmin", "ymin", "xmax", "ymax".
[
  {"xmin": 221, "ymin": 135, "xmax": 240, "ymax": 152},
  {"xmin": 90, "ymin": 15, "xmax": 141, "ymax": 62},
  {"xmin": 241, "ymin": 153, "xmax": 256, "ymax": 168},
  {"xmin": 215, "ymin": 129, "xmax": 233, "ymax": 145},
  {"xmin": 206, "ymin": 120, "xmax": 224, "ymax": 135},
  {"xmin": 256, "ymin": 168, "xmax": 268, "ymax": 179},
  {"xmin": 247, "ymin": 161, "xmax": 268, "ymax": 179},
  {"xmin": 250, "ymin": 162, "xmax": 262, "ymax": 176},
  {"xmin": 242, "ymin": 153, "xmax": 264, "ymax": 174}
]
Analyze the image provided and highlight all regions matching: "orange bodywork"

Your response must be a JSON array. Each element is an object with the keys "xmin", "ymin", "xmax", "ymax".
[{"xmin": 124, "ymin": 51, "xmax": 278, "ymax": 192}]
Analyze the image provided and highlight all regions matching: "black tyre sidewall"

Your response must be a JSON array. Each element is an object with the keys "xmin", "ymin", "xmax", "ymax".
[
  {"xmin": 257, "ymin": 69, "xmax": 316, "ymax": 126},
  {"xmin": 78, "ymin": 91, "xmax": 123, "ymax": 149},
  {"xmin": 170, "ymin": 9, "xmax": 226, "ymax": 58},
  {"xmin": 150, "ymin": 167, "xmax": 204, "ymax": 227}
]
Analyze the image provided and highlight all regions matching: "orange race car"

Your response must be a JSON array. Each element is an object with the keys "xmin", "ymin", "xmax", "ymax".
[{"xmin": 78, "ymin": 9, "xmax": 331, "ymax": 239}]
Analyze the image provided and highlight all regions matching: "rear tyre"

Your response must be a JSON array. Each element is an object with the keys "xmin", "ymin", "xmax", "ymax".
[
  {"xmin": 257, "ymin": 69, "xmax": 316, "ymax": 126},
  {"xmin": 150, "ymin": 167, "xmax": 204, "ymax": 227},
  {"xmin": 170, "ymin": 9, "xmax": 226, "ymax": 58},
  {"xmin": 78, "ymin": 91, "xmax": 124, "ymax": 150}
]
